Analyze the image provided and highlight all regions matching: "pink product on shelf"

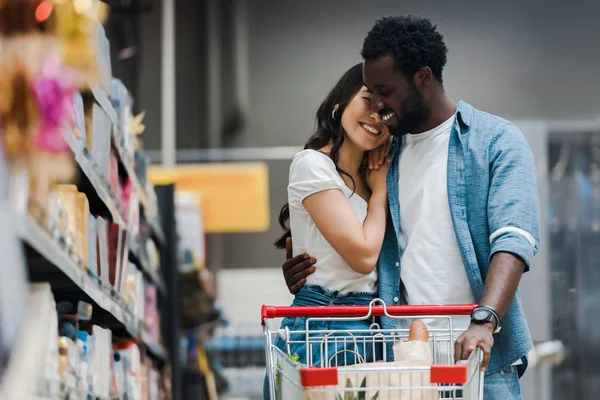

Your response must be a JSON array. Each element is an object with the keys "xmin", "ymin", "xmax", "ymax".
[
  {"xmin": 31, "ymin": 55, "xmax": 76, "ymax": 153},
  {"xmin": 121, "ymin": 179, "xmax": 133, "ymax": 220},
  {"xmin": 144, "ymin": 285, "xmax": 159, "ymax": 341},
  {"xmin": 127, "ymin": 188, "xmax": 140, "ymax": 236},
  {"xmin": 135, "ymin": 271, "xmax": 145, "ymax": 323}
]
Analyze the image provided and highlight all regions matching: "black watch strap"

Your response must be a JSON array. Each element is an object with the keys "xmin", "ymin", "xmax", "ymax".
[{"xmin": 471, "ymin": 306, "xmax": 501, "ymax": 334}]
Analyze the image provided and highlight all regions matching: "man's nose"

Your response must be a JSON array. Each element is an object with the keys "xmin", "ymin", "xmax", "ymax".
[{"xmin": 370, "ymin": 94, "xmax": 385, "ymax": 112}]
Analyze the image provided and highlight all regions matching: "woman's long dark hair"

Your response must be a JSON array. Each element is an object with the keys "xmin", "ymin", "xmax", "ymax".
[{"xmin": 274, "ymin": 63, "xmax": 365, "ymax": 249}]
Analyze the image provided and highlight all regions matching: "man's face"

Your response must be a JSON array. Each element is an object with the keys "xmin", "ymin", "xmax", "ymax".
[{"xmin": 363, "ymin": 56, "xmax": 429, "ymax": 136}]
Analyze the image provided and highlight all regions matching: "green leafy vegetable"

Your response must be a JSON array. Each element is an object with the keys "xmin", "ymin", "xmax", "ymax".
[{"xmin": 338, "ymin": 377, "xmax": 379, "ymax": 400}]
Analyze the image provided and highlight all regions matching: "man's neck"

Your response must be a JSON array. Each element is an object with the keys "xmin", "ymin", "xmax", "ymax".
[{"xmin": 412, "ymin": 93, "xmax": 456, "ymax": 134}]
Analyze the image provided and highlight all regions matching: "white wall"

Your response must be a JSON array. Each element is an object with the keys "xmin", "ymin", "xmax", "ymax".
[{"xmin": 235, "ymin": 0, "xmax": 600, "ymax": 149}]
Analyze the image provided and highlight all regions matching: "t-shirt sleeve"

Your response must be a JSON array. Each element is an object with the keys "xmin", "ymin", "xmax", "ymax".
[{"xmin": 288, "ymin": 152, "xmax": 342, "ymax": 209}]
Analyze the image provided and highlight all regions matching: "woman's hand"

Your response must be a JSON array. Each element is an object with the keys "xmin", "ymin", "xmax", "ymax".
[{"xmin": 366, "ymin": 156, "xmax": 390, "ymax": 192}]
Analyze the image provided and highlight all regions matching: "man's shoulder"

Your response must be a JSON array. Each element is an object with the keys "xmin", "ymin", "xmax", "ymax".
[
  {"xmin": 459, "ymin": 101, "xmax": 513, "ymax": 134},
  {"xmin": 457, "ymin": 101, "xmax": 525, "ymax": 151}
]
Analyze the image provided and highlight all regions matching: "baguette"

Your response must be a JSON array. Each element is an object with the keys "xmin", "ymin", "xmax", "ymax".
[{"xmin": 408, "ymin": 320, "xmax": 429, "ymax": 342}]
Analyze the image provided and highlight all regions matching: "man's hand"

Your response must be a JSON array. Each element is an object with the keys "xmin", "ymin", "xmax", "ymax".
[
  {"xmin": 282, "ymin": 237, "xmax": 316, "ymax": 294},
  {"xmin": 367, "ymin": 137, "xmax": 393, "ymax": 170},
  {"xmin": 454, "ymin": 323, "xmax": 494, "ymax": 372}
]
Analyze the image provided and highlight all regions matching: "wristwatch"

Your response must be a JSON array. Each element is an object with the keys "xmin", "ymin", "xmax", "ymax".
[{"xmin": 471, "ymin": 306, "xmax": 501, "ymax": 334}]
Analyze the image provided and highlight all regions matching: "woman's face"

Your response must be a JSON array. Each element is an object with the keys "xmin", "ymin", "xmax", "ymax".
[{"xmin": 340, "ymin": 86, "xmax": 391, "ymax": 151}]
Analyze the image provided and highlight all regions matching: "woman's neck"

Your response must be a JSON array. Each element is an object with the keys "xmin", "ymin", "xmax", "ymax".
[{"xmin": 322, "ymin": 141, "xmax": 364, "ymax": 175}]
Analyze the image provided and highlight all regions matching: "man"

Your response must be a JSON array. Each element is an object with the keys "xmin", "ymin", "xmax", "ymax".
[{"xmin": 281, "ymin": 15, "xmax": 540, "ymax": 399}]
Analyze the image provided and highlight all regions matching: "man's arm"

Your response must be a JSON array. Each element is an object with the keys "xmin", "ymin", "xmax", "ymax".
[
  {"xmin": 455, "ymin": 252, "xmax": 525, "ymax": 370},
  {"xmin": 479, "ymin": 252, "xmax": 525, "ymax": 319},
  {"xmin": 282, "ymin": 237, "xmax": 316, "ymax": 294},
  {"xmin": 455, "ymin": 123, "xmax": 541, "ymax": 371}
]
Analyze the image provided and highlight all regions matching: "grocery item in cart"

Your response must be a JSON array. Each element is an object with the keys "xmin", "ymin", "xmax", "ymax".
[
  {"xmin": 263, "ymin": 302, "xmax": 483, "ymax": 400},
  {"xmin": 334, "ymin": 321, "xmax": 437, "ymax": 400},
  {"xmin": 393, "ymin": 320, "xmax": 433, "ymax": 363}
]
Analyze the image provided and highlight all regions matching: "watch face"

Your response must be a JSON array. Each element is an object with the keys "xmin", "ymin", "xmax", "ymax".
[{"xmin": 473, "ymin": 309, "xmax": 490, "ymax": 321}]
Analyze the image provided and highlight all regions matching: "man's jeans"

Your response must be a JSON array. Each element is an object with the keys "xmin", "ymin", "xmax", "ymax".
[{"xmin": 484, "ymin": 364, "xmax": 523, "ymax": 399}]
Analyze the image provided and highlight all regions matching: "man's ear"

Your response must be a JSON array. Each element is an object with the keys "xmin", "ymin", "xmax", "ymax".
[{"xmin": 414, "ymin": 66, "xmax": 433, "ymax": 88}]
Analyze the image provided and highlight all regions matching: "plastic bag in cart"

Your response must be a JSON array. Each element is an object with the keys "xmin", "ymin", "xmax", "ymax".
[{"xmin": 305, "ymin": 359, "xmax": 437, "ymax": 400}]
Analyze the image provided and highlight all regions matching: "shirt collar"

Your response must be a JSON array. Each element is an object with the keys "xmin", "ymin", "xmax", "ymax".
[{"xmin": 456, "ymin": 100, "xmax": 473, "ymax": 128}]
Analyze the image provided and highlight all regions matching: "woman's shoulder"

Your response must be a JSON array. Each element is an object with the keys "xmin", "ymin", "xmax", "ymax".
[
  {"xmin": 291, "ymin": 149, "xmax": 335, "ymax": 170},
  {"xmin": 289, "ymin": 149, "xmax": 340, "ymax": 184}
]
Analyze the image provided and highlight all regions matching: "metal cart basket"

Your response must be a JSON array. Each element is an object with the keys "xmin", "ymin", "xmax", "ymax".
[{"xmin": 262, "ymin": 299, "xmax": 484, "ymax": 400}]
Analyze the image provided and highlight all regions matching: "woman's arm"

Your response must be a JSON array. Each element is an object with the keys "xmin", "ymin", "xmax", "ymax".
[{"xmin": 303, "ymin": 174, "xmax": 388, "ymax": 275}]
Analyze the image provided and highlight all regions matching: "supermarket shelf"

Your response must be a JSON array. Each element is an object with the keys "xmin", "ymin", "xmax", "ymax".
[
  {"xmin": 87, "ymin": 88, "xmax": 165, "ymax": 245},
  {"xmin": 64, "ymin": 127, "xmax": 125, "ymax": 226},
  {"xmin": 142, "ymin": 329, "xmax": 168, "ymax": 361},
  {"xmin": 129, "ymin": 236, "xmax": 166, "ymax": 294},
  {"xmin": 111, "ymin": 128, "xmax": 148, "ymax": 209},
  {"xmin": 114, "ymin": 139, "xmax": 165, "ymax": 246},
  {"xmin": 16, "ymin": 212, "xmax": 165, "ymax": 359},
  {"xmin": 89, "ymin": 82, "xmax": 118, "ymax": 125},
  {"xmin": 35, "ymin": 378, "xmax": 116, "ymax": 400},
  {"xmin": 17, "ymin": 212, "xmax": 133, "ymax": 327},
  {"xmin": 149, "ymin": 213, "xmax": 166, "ymax": 245}
]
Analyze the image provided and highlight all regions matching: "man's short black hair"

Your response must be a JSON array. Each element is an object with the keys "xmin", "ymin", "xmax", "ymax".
[{"xmin": 361, "ymin": 15, "xmax": 448, "ymax": 84}]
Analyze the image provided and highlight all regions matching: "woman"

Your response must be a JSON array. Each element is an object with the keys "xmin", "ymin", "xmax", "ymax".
[{"xmin": 270, "ymin": 63, "xmax": 391, "ymax": 380}]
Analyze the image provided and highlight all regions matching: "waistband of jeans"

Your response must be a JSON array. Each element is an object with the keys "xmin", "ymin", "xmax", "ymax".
[{"xmin": 299, "ymin": 284, "xmax": 377, "ymax": 302}]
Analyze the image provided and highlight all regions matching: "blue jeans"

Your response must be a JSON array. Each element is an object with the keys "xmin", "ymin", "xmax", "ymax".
[
  {"xmin": 483, "ymin": 364, "xmax": 523, "ymax": 400},
  {"xmin": 263, "ymin": 284, "xmax": 382, "ymax": 400}
]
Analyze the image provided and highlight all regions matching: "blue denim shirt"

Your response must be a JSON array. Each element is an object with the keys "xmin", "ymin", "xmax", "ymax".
[{"xmin": 376, "ymin": 101, "xmax": 540, "ymax": 375}]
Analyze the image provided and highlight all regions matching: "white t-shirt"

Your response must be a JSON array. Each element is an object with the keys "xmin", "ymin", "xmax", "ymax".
[
  {"xmin": 288, "ymin": 150, "xmax": 378, "ymax": 294},
  {"xmin": 398, "ymin": 116, "xmax": 475, "ymax": 331}
]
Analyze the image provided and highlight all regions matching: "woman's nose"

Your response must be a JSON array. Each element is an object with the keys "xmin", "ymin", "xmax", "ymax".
[{"xmin": 370, "ymin": 112, "xmax": 383, "ymax": 122}]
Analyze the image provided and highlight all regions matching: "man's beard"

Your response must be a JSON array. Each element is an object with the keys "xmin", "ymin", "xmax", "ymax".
[{"xmin": 390, "ymin": 86, "xmax": 429, "ymax": 136}]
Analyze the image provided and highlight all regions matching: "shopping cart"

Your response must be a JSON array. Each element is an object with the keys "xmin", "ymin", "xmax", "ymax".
[{"xmin": 262, "ymin": 299, "xmax": 483, "ymax": 400}]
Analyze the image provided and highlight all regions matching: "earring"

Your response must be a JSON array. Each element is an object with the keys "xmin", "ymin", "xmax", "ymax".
[{"xmin": 332, "ymin": 109, "xmax": 336, "ymax": 120}]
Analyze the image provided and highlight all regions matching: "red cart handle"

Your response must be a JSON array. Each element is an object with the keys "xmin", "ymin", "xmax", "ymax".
[{"xmin": 261, "ymin": 303, "xmax": 477, "ymax": 325}]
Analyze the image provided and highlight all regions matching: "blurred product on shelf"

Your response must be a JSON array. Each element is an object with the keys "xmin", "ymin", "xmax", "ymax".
[
  {"xmin": 53, "ymin": 0, "xmax": 109, "ymax": 88},
  {"xmin": 206, "ymin": 324, "xmax": 265, "ymax": 369},
  {"xmin": 0, "ymin": 1, "xmax": 171, "ymax": 398},
  {"xmin": 175, "ymin": 191, "xmax": 206, "ymax": 268},
  {"xmin": 0, "ymin": 283, "xmax": 169, "ymax": 400},
  {"xmin": 205, "ymin": 324, "xmax": 266, "ymax": 399},
  {"xmin": 0, "ymin": 133, "xmax": 28, "ymax": 381}
]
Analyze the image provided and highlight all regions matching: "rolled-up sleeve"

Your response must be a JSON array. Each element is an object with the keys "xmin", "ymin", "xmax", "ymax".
[{"xmin": 487, "ymin": 123, "xmax": 541, "ymax": 271}]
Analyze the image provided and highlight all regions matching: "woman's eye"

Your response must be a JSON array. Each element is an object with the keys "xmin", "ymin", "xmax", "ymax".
[{"xmin": 362, "ymin": 97, "xmax": 372, "ymax": 104}]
